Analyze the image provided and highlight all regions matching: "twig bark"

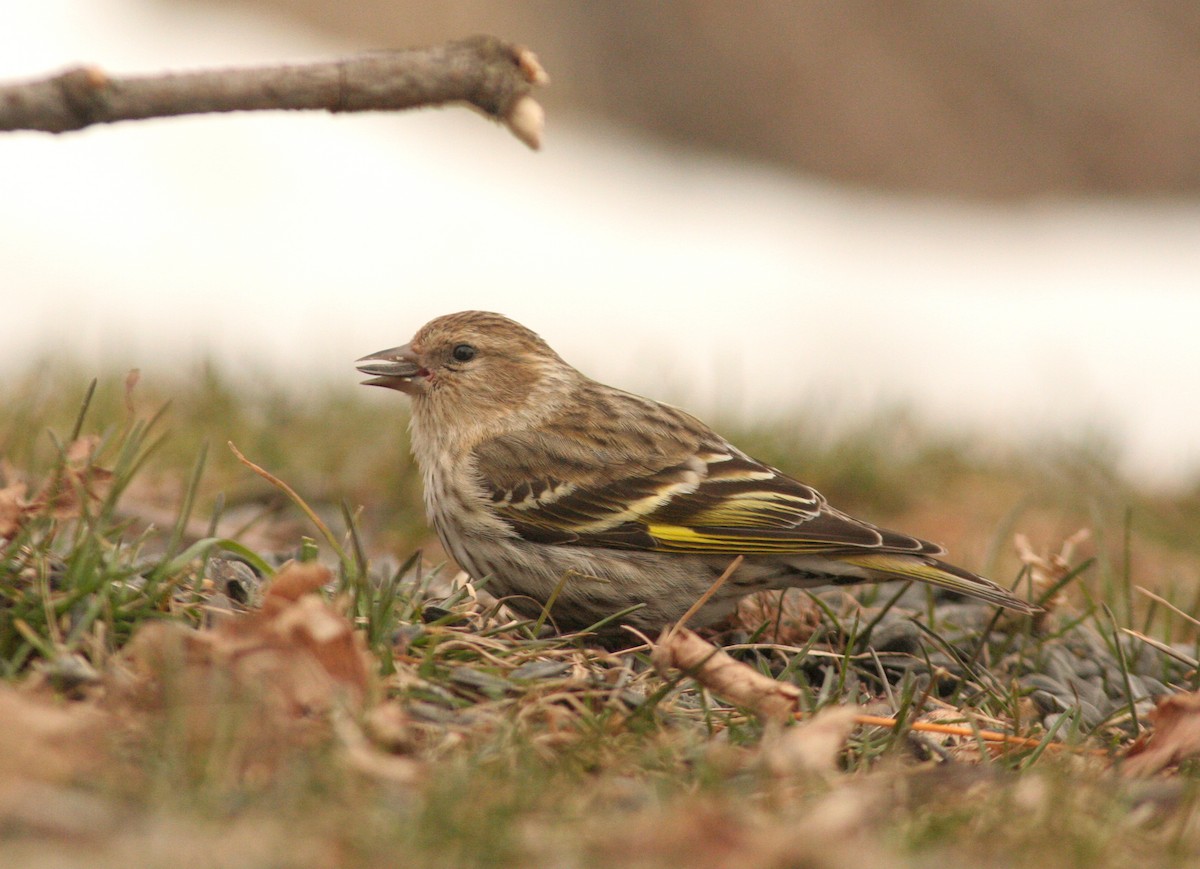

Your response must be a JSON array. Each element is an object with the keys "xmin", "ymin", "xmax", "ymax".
[{"xmin": 0, "ymin": 35, "xmax": 549, "ymax": 148}]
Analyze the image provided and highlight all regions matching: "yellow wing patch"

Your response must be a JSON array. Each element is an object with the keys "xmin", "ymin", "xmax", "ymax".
[
  {"xmin": 646, "ymin": 523, "xmax": 833, "ymax": 554},
  {"xmin": 689, "ymin": 491, "xmax": 814, "ymax": 527}
]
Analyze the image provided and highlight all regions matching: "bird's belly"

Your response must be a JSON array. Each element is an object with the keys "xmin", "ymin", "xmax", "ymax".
[{"xmin": 428, "ymin": 527, "xmax": 791, "ymax": 636}]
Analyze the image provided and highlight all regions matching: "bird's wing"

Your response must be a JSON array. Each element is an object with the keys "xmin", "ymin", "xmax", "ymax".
[{"xmin": 472, "ymin": 430, "xmax": 941, "ymax": 557}]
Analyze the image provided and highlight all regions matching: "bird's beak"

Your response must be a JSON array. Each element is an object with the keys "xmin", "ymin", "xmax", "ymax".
[{"xmin": 356, "ymin": 343, "xmax": 427, "ymax": 393}]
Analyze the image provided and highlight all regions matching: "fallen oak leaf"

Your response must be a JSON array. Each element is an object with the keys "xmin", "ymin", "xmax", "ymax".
[
  {"xmin": 762, "ymin": 705, "xmax": 860, "ymax": 774},
  {"xmin": 213, "ymin": 561, "xmax": 371, "ymax": 710},
  {"xmin": 1121, "ymin": 691, "xmax": 1200, "ymax": 776},
  {"xmin": 262, "ymin": 560, "xmax": 332, "ymax": 606},
  {"xmin": 118, "ymin": 560, "xmax": 372, "ymax": 743},
  {"xmin": 271, "ymin": 594, "xmax": 370, "ymax": 700},
  {"xmin": 64, "ymin": 434, "xmax": 101, "ymax": 466},
  {"xmin": 0, "ymin": 480, "xmax": 30, "ymax": 539},
  {"xmin": 732, "ymin": 588, "xmax": 822, "ymax": 646},
  {"xmin": 332, "ymin": 709, "xmax": 424, "ymax": 786},
  {"xmin": 30, "ymin": 435, "xmax": 114, "ymax": 519},
  {"xmin": 652, "ymin": 625, "xmax": 801, "ymax": 722},
  {"xmin": 1015, "ymin": 528, "xmax": 1090, "ymax": 626},
  {"xmin": 0, "ymin": 684, "xmax": 110, "ymax": 785}
]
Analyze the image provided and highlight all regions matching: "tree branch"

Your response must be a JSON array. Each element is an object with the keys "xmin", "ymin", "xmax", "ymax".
[{"xmin": 0, "ymin": 35, "xmax": 549, "ymax": 148}]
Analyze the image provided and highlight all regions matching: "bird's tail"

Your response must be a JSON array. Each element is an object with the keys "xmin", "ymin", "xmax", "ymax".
[{"xmin": 837, "ymin": 553, "xmax": 1039, "ymax": 614}]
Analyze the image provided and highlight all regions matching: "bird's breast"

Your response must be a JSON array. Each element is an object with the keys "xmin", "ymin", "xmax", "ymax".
[{"xmin": 418, "ymin": 445, "xmax": 513, "ymax": 543}]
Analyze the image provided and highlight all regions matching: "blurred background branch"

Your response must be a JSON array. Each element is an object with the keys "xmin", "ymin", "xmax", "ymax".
[{"xmin": 0, "ymin": 35, "xmax": 547, "ymax": 147}]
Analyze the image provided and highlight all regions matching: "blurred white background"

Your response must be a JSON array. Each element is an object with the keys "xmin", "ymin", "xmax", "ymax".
[{"xmin": 2, "ymin": 0, "xmax": 1198, "ymax": 486}]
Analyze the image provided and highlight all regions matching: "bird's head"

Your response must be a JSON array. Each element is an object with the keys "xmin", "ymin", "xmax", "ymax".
[{"xmin": 357, "ymin": 311, "xmax": 572, "ymax": 423}]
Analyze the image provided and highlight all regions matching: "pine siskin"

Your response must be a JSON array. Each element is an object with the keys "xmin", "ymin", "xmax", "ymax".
[{"xmin": 358, "ymin": 311, "xmax": 1036, "ymax": 640}]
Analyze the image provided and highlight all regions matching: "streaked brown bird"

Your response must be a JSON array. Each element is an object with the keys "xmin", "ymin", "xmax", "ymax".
[{"xmin": 358, "ymin": 311, "xmax": 1035, "ymax": 640}]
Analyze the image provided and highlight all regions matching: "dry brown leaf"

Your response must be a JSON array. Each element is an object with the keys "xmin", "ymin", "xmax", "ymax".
[
  {"xmin": 333, "ymin": 710, "xmax": 423, "ymax": 786},
  {"xmin": 0, "ymin": 480, "xmax": 30, "ymax": 539},
  {"xmin": 732, "ymin": 589, "xmax": 822, "ymax": 645},
  {"xmin": 1122, "ymin": 691, "xmax": 1200, "ymax": 776},
  {"xmin": 652, "ymin": 626, "xmax": 800, "ymax": 722},
  {"xmin": 251, "ymin": 562, "xmax": 369, "ymax": 704},
  {"xmin": 762, "ymin": 706, "xmax": 860, "ymax": 775},
  {"xmin": 115, "ymin": 561, "xmax": 373, "ymax": 774},
  {"xmin": 30, "ymin": 435, "xmax": 115, "ymax": 519},
  {"xmin": 263, "ymin": 560, "xmax": 331, "ymax": 605},
  {"xmin": 0, "ymin": 685, "xmax": 109, "ymax": 785},
  {"xmin": 1015, "ymin": 528, "xmax": 1090, "ymax": 622},
  {"xmin": 0, "ymin": 684, "xmax": 119, "ymax": 840},
  {"xmin": 362, "ymin": 700, "xmax": 420, "ymax": 752}
]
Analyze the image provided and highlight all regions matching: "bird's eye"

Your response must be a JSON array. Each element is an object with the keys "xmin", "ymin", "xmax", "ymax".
[{"xmin": 451, "ymin": 344, "xmax": 477, "ymax": 362}]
